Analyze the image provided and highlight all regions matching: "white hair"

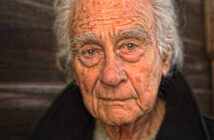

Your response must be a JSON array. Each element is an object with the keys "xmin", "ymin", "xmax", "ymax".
[
  {"xmin": 151, "ymin": 0, "xmax": 183, "ymax": 71},
  {"xmin": 53, "ymin": 0, "xmax": 183, "ymax": 81}
]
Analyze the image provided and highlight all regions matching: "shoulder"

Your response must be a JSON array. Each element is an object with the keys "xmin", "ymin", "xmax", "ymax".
[
  {"xmin": 31, "ymin": 82, "xmax": 95, "ymax": 140},
  {"xmin": 204, "ymin": 115, "xmax": 214, "ymax": 140}
]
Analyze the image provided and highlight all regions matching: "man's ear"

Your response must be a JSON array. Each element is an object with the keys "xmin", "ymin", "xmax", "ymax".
[
  {"xmin": 74, "ymin": 73, "xmax": 80, "ymax": 86},
  {"xmin": 161, "ymin": 47, "xmax": 171, "ymax": 77},
  {"xmin": 72, "ymin": 60, "xmax": 80, "ymax": 86},
  {"xmin": 72, "ymin": 66, "xmax": 80, "ymax": 86}
]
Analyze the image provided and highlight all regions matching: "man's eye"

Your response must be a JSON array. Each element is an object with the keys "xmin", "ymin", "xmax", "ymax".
[
  {"xmin": 84, "ymin": 49, "xmax": 96, "ymax": 56},
  {"xmin": 79, "ymin": 48, "xmax": 103, "ymax": 67},
  {"xmin": 124, "ymin": 43, "xmax": 137, "ymax": 50}
]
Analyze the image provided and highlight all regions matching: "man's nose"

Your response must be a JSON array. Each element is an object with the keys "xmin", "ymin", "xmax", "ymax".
[{"xmin": 100, "ymin": 57, "xmax": 127, "ymax": 87}]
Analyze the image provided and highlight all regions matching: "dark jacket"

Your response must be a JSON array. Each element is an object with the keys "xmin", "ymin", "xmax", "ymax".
[{"xmin": 31, "ymin": 71, "xmax": 214, "ymax": 140}]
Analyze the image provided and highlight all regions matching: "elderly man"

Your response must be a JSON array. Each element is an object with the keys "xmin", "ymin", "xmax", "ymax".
[{"xmin": 32, "ymin": 0, "xmax": 214, "ymax": 139}]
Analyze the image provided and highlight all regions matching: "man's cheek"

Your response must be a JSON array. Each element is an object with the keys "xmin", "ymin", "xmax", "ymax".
[
  {"xmin": 76, "ymin": 69, "xmax": 100, "ymax": 118},
  {"xmin": 74, "ymin": 59, "xmax": 100, "ymax": 93},
  {"xmin": 125, "ymin": 66, "xmax": 158, "ymax": 112},
  {"xmin": 139, "ymin": 89, "xmax": 157, "ymax": 110},
  {"xmin": 82, "ymin": 94, "xmax": 98, "ymax": 118},
  {"xmin": 79, "ymin": 69, "xmax": 99, "ymax": 92}
]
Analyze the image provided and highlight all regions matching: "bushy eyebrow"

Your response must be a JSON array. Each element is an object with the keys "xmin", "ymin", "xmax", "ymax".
[
  {"xmin": 115, "ymin": 27, "xmax": 152, "ymax": 45},
  {"xmin": 71, "ymin": 32, "xmax": 97, "ymax": 49},
  {"xmin": 71, "ymin": 27, "xmax": 152, "ymax": 50}
]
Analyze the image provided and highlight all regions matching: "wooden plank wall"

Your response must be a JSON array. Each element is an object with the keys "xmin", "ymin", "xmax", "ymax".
[
  {"xmin": 0, "ymin": 0, "xmax": 66, "ymax": 82},
  {"xmin": 0, "ymin": 0, "xmax": 212, "ymax": 139},
  {"xmin": 176, "ymin": 0, "xmax": 212, "ymax": 114},
  {"xmin": 0, "ymin": 0, "xmax": 66, "ymax": 139},
  {"xmin": 204, "ymin": 0, "xmax": 214, "ymax": 114}
]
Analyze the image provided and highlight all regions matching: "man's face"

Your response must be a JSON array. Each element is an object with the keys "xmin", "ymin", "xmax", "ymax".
[{"xmin": 71, "ymin": 0, "xmax": 169, "ymax": 125}]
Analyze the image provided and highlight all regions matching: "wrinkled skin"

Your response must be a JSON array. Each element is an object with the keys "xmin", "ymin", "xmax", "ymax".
[{"xmin": 70, "ymin": 0, "xmax": 170, "ymax": 139}]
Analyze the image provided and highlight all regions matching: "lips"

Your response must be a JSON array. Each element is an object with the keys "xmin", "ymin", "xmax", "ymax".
[
  {"xmin": 98, "ymin": 98, "xmax": 136, "ymax": 106},
  {"xmin": 99, "ymin": 98, "xmax": 134, "ymax": 101}
]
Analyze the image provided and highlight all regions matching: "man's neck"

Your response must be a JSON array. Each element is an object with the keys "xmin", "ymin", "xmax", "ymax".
[{"xmin": 100, "ymin": 99, "xmax": 166, "ymax": 140}]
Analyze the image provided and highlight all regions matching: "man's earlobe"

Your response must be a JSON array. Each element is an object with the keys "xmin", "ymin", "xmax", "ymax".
[
  {"xmin": 162, "ymin": 65, "xmax": 170, "ymax": 77},
  {"xmin": 74, "ymin": 74, "xmax": 80, "ymax": 86}
]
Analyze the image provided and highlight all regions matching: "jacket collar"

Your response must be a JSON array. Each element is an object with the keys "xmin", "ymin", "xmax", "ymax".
[{"xmin": 156, "ymin": 71, "xmax": 210, "ymax": 140}]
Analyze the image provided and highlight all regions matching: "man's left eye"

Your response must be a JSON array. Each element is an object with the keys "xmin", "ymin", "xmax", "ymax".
[
  {"xmin": 124, "ymin": 43, "xmax": 137, "ymax": 50},
  {"xmin": 84, "ymin": 49, "xmax": 96, "ymax": 56}
]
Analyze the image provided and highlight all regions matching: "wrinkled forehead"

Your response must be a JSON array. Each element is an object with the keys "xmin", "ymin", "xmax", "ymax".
[{"xmin": 70, "ymin": 0, "xmax": 155, "ymax": 35}]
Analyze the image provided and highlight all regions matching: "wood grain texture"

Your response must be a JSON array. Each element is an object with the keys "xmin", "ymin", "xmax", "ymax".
[
  {"xmin": 0, "ymin": 0, "xmax": 54, "ymax": 30},
  {"xmin": 0, "ymin": 0, "xmax": 65, "ymax": 83},
  {"xmin": 204, "ymin": 0, "xmax": 214, "ymax": 56},
  {"xmin": 204, "ymin": 0, "xmax": 214, "ymax": 114},
  {"xmin": 0, "ymin": 84, "xmax": 65, "ymax": 138},
  {"xmin": 195, "ymin": 90, "xmax": 212, "ymax": 116},
  {"xmin": 0, "ymin": 29, "xmax": 67, "ymax": 83},
  {"xmin": 176, "ymin": 0, "xmax": 212, "ymax": 115}
]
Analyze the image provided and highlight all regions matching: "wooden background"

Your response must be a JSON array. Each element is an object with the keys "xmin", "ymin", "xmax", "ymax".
[
  {"xmin": 0, "ymin": 0, "xmax": 212, "ymax": 139},
  {"xmin": 204, "ymin": 0, "xmax": 214, "ymax": 115}
]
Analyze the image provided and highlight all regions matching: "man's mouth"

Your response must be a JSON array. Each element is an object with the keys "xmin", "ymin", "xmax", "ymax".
[
  {"xmin": 98, "ymin": 97, "xmax": 136, "ymax": 105},
  {"xmin": 99, "ymin": 98, "xmax": 134, "ymax": 101}
]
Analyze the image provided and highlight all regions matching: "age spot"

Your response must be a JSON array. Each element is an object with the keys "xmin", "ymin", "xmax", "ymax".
[{"xmin": 135, "ymin": 76, "xmax": 142, "ymax": 83}]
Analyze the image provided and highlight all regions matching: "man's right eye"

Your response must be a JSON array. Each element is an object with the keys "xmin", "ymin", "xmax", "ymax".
[{"xmin": 79, "ymin": 47, "xmax": 103, "ymax": 67}]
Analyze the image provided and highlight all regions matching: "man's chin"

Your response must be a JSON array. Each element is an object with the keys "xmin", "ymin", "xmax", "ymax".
[{"xmin": 98, "ymin": 106, "xmax": 143, "ymax": 126}]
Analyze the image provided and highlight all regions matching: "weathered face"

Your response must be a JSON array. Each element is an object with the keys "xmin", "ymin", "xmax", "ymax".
[{"xmin": 71, "ymin": 0, "xmax": 170, "ymax": 125}]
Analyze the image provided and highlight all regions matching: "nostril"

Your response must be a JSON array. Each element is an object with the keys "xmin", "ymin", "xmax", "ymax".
[{"xmin": 100, "ymin": 66, "xmax": 127, "ymax": 87}]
